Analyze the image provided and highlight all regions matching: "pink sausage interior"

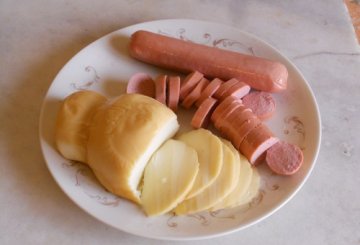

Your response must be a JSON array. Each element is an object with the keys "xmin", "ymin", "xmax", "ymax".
[
  {"xmin": 126, "ymin": 72, "xmax": 155, "ymax": 98},
  {"xmin": 266, "ymin": 141, "xmax": 304, "ymax": 175},
  {"xmin": 242, "ymin": 91, "xmax": 276, "ymax": 120}
]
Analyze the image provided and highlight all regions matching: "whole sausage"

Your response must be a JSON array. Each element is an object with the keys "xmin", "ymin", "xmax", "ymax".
[{"xmin": 129, "ymin": 30, "xmax": 288, "ymax": 92}]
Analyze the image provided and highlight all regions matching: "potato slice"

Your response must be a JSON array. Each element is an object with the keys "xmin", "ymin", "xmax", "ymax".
[
  {"xmin": 141, "ymin": 139, "xmax": 199, "ymax": 216},
  {"xmin": 177, "ymin": 129, "xmax": 223, "ymax": 199},
  {"xmin": 233, "ymin": 167, "xmax": 260, "ymax": 207},
  {"xmin": 174, "ymin": 140, "xmax": 239, "ymax": 215},
  {"xmin": 211, "ymin": 153, "xmax": 253, "ymax": 211}
]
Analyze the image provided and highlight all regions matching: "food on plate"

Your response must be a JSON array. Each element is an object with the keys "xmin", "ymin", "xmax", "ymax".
[
  {"xmin": 54, "ymin": 23, "xmax": 306, "ymax": 220},
  {"xmin": 126, "ymin": 72, "xmax": 155, "ymax": 98},
  {"xmin": 179, "ymin": 71, "xmax": 204, "ymax": 100},
  {"xmin": 215, "ymin": 101, "xmax": 250, "ymax": 131},
  {"xmin": 210, "ymin": 96, "xmax": 239, "ymax": 124},
  {"xmin": 141, "ymin": 139, "xmax": 199, "ymax": 216},
  {"xmin": 167, "ymin": 76, "xmax": 181, "ymax": 112},
  {"xmin": 242, "ymin": 91, "xmax": 276, "ymax": 120},
  {"xmin": 86, "ymin": 94, "xmax": 179, "ymax": 204},
  {"xmin": 55, "ymin": 90, "xmax": 107, "ymax": 163},
  {"xmin": 191, "ymin": 97, "xmax": 218, "ymax": 129},
  {"xmin": 212, "ymin": 153, "xmax": 254, "ymax": 210},
  {"xmin": 221, "ymin": 81, "xmax": 250, "ymax": 100},
  {"xmin": 181, "ymin": 77, "xmax": 209, "ymax": 109},
  {"xmin": 265, "ymin": 141, "xmax": 304, "ymax": 175},
  {"xmin": 177, "ymin": 129, "xmax": 223, "ymax": 199},
  {"xmin": 232, "ymin": 113, "xmax": 262, "ymax": 150},
  {"xmin": 174, "ymin": 138, "xmax": 239, "ymax": 215},
  {"xmin": 129, "ymin": 30, "xmax": 288, "ymax": 92},
  {"xmin": 210, "ymin": 95, "xmax": 279, "ymax": 164},
  {"xmin": 154, "ymin": 74, "xmax": 167, "ymax": 105},
  {"xmin": 214, "ymin": 78, "xmax": 241, "ymax": 99},
  {"xmin": 233, "ymin": 167, "xmax": 260, "ymax": 206},
  {"xmin": 239, "ymin": 124, "xmax": 279, "ymax": 164},
  {"xmin": 195, "ymin": 78, "xmax": 223, "ymax": 107}
]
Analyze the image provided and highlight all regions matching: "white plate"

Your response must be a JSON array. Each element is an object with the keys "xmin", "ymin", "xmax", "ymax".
[{"xmin": 39, "ymin": 19, "xmax": 321, "ymax": 240}]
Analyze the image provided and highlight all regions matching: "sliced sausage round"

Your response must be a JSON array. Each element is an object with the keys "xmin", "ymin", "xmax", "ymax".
[
  {"xmin": 213, "ymin": 78, "xmax": 239, "ymax": 99},
  {"xmin": 155, "ymin": 74, "xmax": 167, "ymax": 105},
  {"xmin": 221, "ymin": 81, "xmax": 250, "ymax": 100},
  {"xmin": 181, "ymin": 78, "xmax": 209, "ymax": 109},
  {"xmin": 210, "ymin": 96, "xmax": 240, "ymax": 124},
  {"xmin": 239, "ymin": 124, "xmax": 279, "ymax": 164},
  {"xmin": 233, "ymin": 116, "xmax": 262, "ymax": 150},
  {"xmin": 126, "ymin": 72, "xmax": 155, "ymax": 98},
  {"xmin": 195, "ymin": 78, "xmax": 223, "ymax": 107},
  {"xmin": 266, "ymin": 141, "xmax": 304, "ymax": 175},
  {"xmin": 191, "ymin": 97, "xmax": 218, "ymax": 129},
  {"xmin": 218, "ymin": 105, "xmax": 253, "ymax": 143},
  {"xmin": 242, "ymin": 91, "xmax": 276, "ymax": 120},
  {"xmin": 167, "ymin": 76, "xmax": 181, "ymax": 112},
  {"xmin": 215, "ymin": 102, "xmax": 246, "ymax": 131},
  {"xmin": 179, "ymin": 71, "xmax": 204, "ymax": 100}
]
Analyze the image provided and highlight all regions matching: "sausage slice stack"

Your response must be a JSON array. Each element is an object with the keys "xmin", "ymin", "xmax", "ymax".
[{"xmin": 126, "ymin": 70, "xmax": 303, "ymax": 175}]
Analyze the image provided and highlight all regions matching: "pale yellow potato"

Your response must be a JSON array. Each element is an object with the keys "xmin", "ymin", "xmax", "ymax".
[
  {"xmin": 232, "ymin": 167, "xmax": 260, "ymax": 207},
  {"xmin": 174, "ymin": 141, "xmax": 239, "ymax": 215},
  {"xmin": 211, "ymin": 153, "xmax": 253, "ymax": 211},
  {"xmin": 177, "ymin": 129, "xmax": 223, "ymax": 199},
  {"xmin": 141, "ymin": 139, "xmax": 199, "ymax": 216}
]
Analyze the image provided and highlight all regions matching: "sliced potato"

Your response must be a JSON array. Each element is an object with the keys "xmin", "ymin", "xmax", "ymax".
[
  {"xmin": 174, "ymin": 140, "xmax": 239, "ymax": 215},
  {"xmin": 211, "ymin": 153, "xmax": 253, "ymax": 211},
  {"xmin": 141, "ymin": 139, "xmax": 199, "ymax": 216},
  {"xmin": 233, "ymin": 167, "xmax": 260, "ymax": 207},
  {"xmin": 177, "ymin": 129, "xmax": 223, "ymax": 199}
]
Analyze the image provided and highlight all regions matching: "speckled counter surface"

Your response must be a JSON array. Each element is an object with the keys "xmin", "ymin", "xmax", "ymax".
[{"xmin": 1, "ymin": 1, "xmax": 359, "ymax": 244}]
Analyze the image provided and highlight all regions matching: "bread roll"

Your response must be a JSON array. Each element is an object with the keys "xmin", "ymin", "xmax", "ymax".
[
  {"xmin": 55, "ymin": 90, "xmax": 107, "ymax": 163},
  {"xmin": 87, "ymin": 94, "xmax": 179, "ymax": 204}
]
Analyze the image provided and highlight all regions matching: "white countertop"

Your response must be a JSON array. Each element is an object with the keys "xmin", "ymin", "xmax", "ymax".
[{"xmin": 1, "ymin": 0, "xmax": 360, "ymax": 244}]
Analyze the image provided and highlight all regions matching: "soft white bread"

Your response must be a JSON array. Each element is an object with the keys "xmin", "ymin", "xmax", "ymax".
[
  {"xmin": 55, "ymin": 90, "xmax": 107, "ymax": 163},
  {"xmin": 86, "ymin": 94, "xmax": 179, "ymax": 204}
]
